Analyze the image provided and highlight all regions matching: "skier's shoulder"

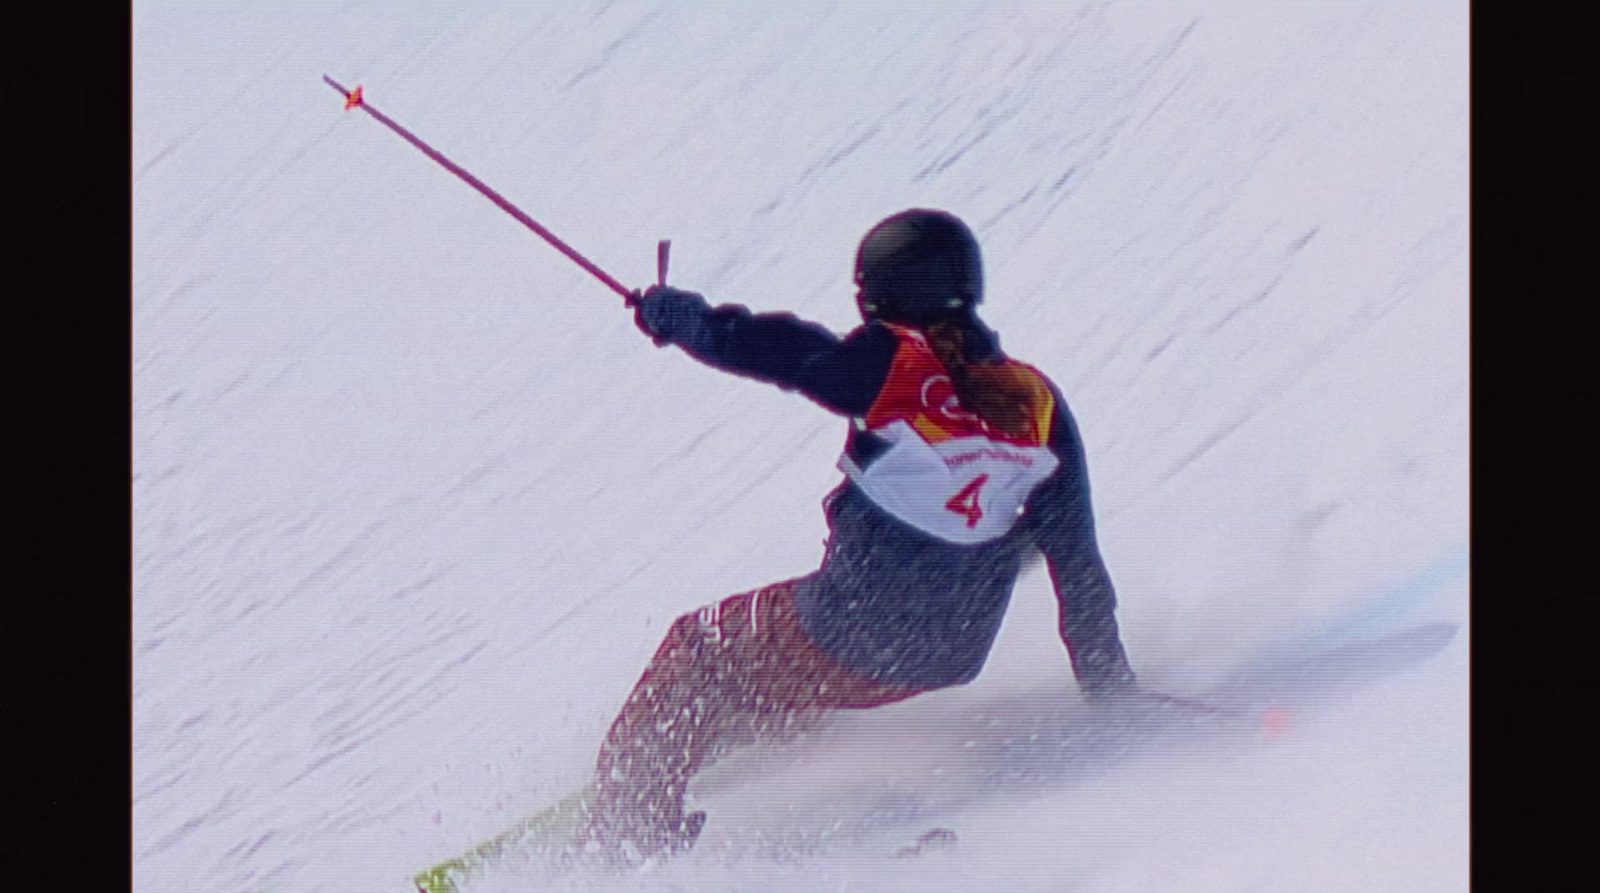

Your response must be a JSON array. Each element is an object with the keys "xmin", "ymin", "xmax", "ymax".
[
  {"xmin": 851, "ymin": 319, "xmax": 910, "ymax": 349},
  {"xmin": 987, "ymin": 354, "xmax": 1080, "ymax": 459},
  {"xmin": 829, "ymin": 320, "xmax": 904, "ymax": 369},
  {"xmin": 980, "ymin": 338, "xmax": 1066, "ymax": 409},
  {"xmin": 975, "ymin": 343, "xmax": 1072, "ymax": 445}
]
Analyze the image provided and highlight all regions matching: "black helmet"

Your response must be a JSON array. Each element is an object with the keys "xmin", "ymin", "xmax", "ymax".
[{"xmin": 854, "ymin": 209, "xmax": 982, "ymax": 325}]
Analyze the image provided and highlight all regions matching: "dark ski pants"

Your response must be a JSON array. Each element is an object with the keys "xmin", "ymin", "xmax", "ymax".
[{"xmin": 591, "ymin": 577, "xmax": 926, "ymax": 846}]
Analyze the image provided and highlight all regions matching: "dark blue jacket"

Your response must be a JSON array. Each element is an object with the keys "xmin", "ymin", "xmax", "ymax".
[{"xmin": 656, "ymin": 299, "xmax": 1137, "ymax": 696}]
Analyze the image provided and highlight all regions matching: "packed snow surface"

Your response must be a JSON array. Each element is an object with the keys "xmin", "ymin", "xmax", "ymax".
[{"xmin": 134, "ymin": 3, "xmax": 1467, "ymax": 892}]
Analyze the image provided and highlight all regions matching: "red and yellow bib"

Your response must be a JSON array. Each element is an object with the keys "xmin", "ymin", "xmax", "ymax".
[{"xmin": 839, "ymin": 326, "xmax": 1060, "ymax": 544}]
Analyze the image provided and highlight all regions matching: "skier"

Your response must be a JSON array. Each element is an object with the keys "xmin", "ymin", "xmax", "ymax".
[{"xmin": 583, "ymin": 209, "xmax": 1140, "ymax": 861}]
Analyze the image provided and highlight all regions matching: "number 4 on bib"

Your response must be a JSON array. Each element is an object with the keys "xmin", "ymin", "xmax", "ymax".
[{"xmin": 945, "ymin": 474, "xmax": 989, "ymax": 527}]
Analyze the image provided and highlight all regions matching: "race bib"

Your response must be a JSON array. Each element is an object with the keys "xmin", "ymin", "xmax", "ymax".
[{"xmin": 839, "ymin": 420, "xmax": 1059, "ymax": 545}]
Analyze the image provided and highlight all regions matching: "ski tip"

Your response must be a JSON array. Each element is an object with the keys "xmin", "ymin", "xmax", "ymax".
[{"xmin": 413, "ymin": 863, "xmax": 463, "ymax": 893}]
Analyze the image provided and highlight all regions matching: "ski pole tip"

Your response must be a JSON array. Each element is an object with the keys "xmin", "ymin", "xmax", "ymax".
[{"xmin": 322, "ymin": 75, "xmax": 362, "ymax": 110}]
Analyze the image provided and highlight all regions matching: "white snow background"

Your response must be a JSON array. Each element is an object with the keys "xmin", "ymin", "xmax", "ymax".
[{"xmin": 133, "ymin": 2, "xmax": 1468, "ymax": 892}]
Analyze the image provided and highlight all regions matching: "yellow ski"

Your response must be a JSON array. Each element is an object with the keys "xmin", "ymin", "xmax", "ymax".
[{"xmin": 413, "ymin": 784, "xmax": 596, "ymax": 893}]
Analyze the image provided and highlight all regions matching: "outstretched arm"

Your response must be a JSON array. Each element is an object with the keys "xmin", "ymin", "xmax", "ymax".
[
  {"xmin": 1026, "ymin": 393, "xmax": 1138, "ymax": 700},
  {"xmin": 629, "ymin": 284, "xmax": 897, "ymax": 417}
]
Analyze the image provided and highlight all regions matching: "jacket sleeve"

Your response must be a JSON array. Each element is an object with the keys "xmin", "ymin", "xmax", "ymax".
[
  {"xmin": 1025, "ymin": 387, "xmax": 1138, "ymax": 699},
  {"xmin": 663, "ymin": 300, "xmax": 898, "ymax": 417}
]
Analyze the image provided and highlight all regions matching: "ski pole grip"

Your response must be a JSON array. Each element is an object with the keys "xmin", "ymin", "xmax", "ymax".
[{"xmin": 658, "ymin": 240, "xmax": 671, "ymax": 286}]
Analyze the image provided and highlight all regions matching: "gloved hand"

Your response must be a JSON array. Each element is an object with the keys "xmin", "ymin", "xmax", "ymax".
[
  {"xmin": 1074, "ymin": 649, "xmax": 1140, "ymax": 704},
  {"xmin": 627, "ymin": 285, "xmax": 710, "ymax": 348}
]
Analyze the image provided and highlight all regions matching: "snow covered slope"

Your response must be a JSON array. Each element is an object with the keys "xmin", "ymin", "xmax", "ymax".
[{"xmin": 133, "ymin": 3, "xmax": 1468, "ymax": 891}]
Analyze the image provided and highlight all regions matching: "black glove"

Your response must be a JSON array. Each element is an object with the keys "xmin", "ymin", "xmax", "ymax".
[
  {"xmin": 1072, "ymin": 645, "xmax": 1140, "ymax": 703},
  {"xmin": 627, "ymin": 285, "xmax": 711, "ymax": 347}
]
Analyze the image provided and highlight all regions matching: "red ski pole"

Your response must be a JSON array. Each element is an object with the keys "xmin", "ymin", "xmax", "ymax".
[{"xmin": 323, "ymin": 76, "xmax": 634, "ymax": 301}]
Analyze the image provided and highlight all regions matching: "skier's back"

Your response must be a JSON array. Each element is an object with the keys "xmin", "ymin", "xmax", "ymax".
[{"xmin": 585, "ymin": 209, "xmax": 1138, "ymax": 860}]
